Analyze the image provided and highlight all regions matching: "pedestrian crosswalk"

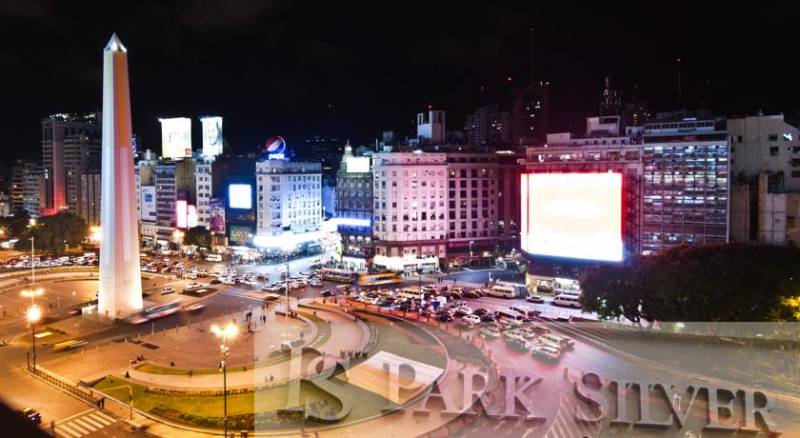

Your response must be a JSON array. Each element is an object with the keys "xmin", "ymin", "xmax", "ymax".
[
  {"xmin": 55, "ymin": 409, "xmax": 115, "ymax": 438},
  {"xmin": 542, "ymin": 395, "xmax": 599, "ymax": 438}
]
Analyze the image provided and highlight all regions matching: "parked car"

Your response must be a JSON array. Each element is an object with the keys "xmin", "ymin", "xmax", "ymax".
[
  {"xmin": 17, "ymin": 408, "xmax": 42, "ymax": 424},
  {"xmin": 161, "ymin": 286, "xmax": 176, "ymax": 295},
  {"xmin": 532, "ymin": 344, "xmax": 561, "ymax": 362},
  {"xmin": 526, "ymin": 294, "xmax": 545, "ymax": 304},
  {"xmin": 463, "ymin": 314, "xmax": 482, "ymax": 325},
  {"xmin": 462, "ymin": 290, "xmax": 481, "ymax": 299},
  {"xmin": 479, "ymin": 327, "xmax": 501, "ymax": 340},
  {"xmin": 480, "ymin": 313, "xmax": 496, "ymax": 323},
  {"xmin": 539, "ymin": 334, "xmax": 576, "ymax": 350},
  {"xmin": 472, "ymin": 308, "xmax": 489, "ymax": 317},
  {"xmin": 320, "ymin": 289, "xmax": 334, "ymax": 297},
  {"xmin": 506, "ymin": 336, "xmax": 532, "ymax": 352},
  {"xmin": 436, "ymin": 314, "xmax": 454, "ymax": 322}
]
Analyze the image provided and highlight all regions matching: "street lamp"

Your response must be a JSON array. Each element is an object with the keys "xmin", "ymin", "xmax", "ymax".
[
  {"xmin": 27, "ymin": 304, "xmax": 41, "ymax": 371},
  {"xmin": 281, "ymin": 239, "xmax": 295, "ymax": 340},
  {"xmin": 469, "ymin": 240, "xmax": 475, "ymax": 260},
  {"xmin": 211, "ymin": 321, "xmax": 238, "ymax": 437}
]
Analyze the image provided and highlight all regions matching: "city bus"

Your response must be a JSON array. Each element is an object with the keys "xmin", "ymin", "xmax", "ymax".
[
  {"xmin": 129, "ymin": 302, "xmax": 181, "ymax": 324},
  {"xmin": 52, "ymin": 339, "xmax": 88, "ymax": 352},
  {"xmin": 320, "ymin": 268, "xmax": 357, "ymax": 283},
  {"xmin": 357, "ymin": 272, "xmax": 402, "ymax": 287}
]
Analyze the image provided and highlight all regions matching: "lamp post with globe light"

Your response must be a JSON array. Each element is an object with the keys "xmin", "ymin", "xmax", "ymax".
[
  {"xmin": 27, "ymin": 304, "xmax": 41, "ymax": 371},
  {"xmin": 211, "ymin": 321, "xmax": 237, "ymax": 437}
]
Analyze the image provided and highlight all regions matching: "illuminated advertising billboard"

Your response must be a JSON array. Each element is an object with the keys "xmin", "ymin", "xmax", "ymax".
[
  {"xmin": 140, "ymin": 186, "xmax": 156, "ymax": 221},
  {"xmin": 159, "ymin": 117, "xmax": 192, "ymax": 159},
  {"xmin": 521, "ymin": 172, "xmax": 623, "ymax": 262},
  {"xmin": 263, "ymin": 136, "xmax": 286, "ymax": 160},
  {"xmin": 175, "ymin": 199, "xmax": 188, "ymax": 229},
  {"xmin": 209, "ymin": 198, "xmax": 226, "ymax": 234},
  {"xmin": 229, "ymin": 225, "xmax": 251, "ymax": 244},
  {"xmin": 228, "ymin": 184, "xmax": 252, "ymax": 209},
  {"xmin": 200, "ymin": 116, "xmax": 223, "ymax": 159},
  {"xmin": 345, "ymin": 156, "xmax": 370, "ymax": 173},
  {"xmin": 187, "ymin": 205, "xmax": 198, "ymax": 228}
]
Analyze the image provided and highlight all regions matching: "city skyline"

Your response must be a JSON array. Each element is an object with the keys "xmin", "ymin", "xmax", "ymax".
[{"xmin": 1, "ymin": 2, "xmax": 799, "ymax": 163}]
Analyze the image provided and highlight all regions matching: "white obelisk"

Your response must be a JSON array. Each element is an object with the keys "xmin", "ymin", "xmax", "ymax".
[{"xmin": 98, "ymin": 34, "xmax": 143, "ymax": 318}]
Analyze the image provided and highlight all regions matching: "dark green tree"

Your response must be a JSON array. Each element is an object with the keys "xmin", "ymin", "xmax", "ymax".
[
  {"xmin": 184, "ymin": 226, "xmax": 211, "ymax": 247},
  {"xmin": 15, "ymin": 211, "xmax": 87, "ymax": 254},
  {"xmin": 581, "ymin": 244, "xmax": 800, "ymax": 322}
]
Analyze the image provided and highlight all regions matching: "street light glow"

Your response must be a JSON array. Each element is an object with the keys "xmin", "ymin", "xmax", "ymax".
[
  {"xmin": 211, "ymin": 322, "xmax": 238, "ymax": 339},
  {"xmin": 90, "ymin": 226, "xmax": 102, "ymax": 242},
  {"xmin": 26, "ymin": 304, "xmax": 42, "ymax": 323},
  {"xmin": 20, "ymin": 288, "xmax": 44, "ymax": 299}
]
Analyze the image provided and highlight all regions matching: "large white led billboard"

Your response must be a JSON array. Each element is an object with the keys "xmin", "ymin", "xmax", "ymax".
[
  {"xmin": 200, "ymin": 116, "xmax": 223, "ymax": 159},
  {"xmin": 521, "ymin": 172, "xmax": 623, "ymax": 262},
  {"xmin": 345, "ymin": 156, "xmax": 370, "ymax": 173},
  {"xmin": 228, "ymin": 184, "xmax": 252, "ymax": 209},
  {"xmin": 159, "ymin": 117, "xmax": 192, "ymax": 159},
  {"xmin": 175, "ymin": 199, "xmax": 188, "ymax": 229}
]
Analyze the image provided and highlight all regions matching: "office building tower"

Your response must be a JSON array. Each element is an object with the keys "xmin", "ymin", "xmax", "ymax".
[
  {"xmin": 641, "ymin": 112, "xmax": 729, "ymax": 254},
  {"xmin": 41, "ymin": 112, "xmax": 101, "ymax": 216},
  {"xmin": 372, "ymin": 151, "xmax": 448, "ymax": 273}
]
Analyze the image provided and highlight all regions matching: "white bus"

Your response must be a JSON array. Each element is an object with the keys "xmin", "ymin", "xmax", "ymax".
[
  {"xmin": 205, "ymin": 253, "xmax": 223, "ymax": 262},
  {"xmin": 553, "ymin": 294, "xmax": 582, "ymax": 309}
]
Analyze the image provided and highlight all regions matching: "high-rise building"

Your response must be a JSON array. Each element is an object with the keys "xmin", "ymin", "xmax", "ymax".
[
  {"xmin": 511, "ymin": 81, "xmax": 550, "ymax": 146},
  {"xmin": 525, "ymin": 116, "xmax": 644, "ymax": 258},
  {"xmin": 444, "ymin": 151, "xmax": 500, "ymax": 267},
  {"xmin": 41, "ymin": 113, "xmax": 101, "ymax": 216},
  {"xmin": 22, "ymin": 163, "xmax": 46, "ymax": 218},
  {"xmin": 153, "ymin": 160, "xmax": 196, "ymax": 244},
  {"xmin": 416, "ymin": 110, "xmax": 446, "ymax": 144},
  {"xmin": 728, "ymin": 114, "xmax": 800, "ymax": 190},
  {"xmin": 335, "ymin": 142, "xmax": 373, "ymax": 270},
  {"xmin": 496, "ymin": 150, "xmax": 524, "ymax": 250},
  {"xmin": 727, "ymin": 114, "xmax": 800, "ymax": 244},
  {"xmin": 254, "ymin": 160, "xmax": 322, "ymax": 238},
  {"xmin": 372, "ymin": 151, "xmax": 448, "ymax": 273},
  {"xmin": 641, "ymin": 112, "xmax": 729, "ymax": 254},
  {"xmin": 195, "ymin": 162, "xmax": 213, "ymax": 228},
  {"xmin": 0, "ymin": 192, "xmax": 11, "ymax": 217},
  {"xmin": 10, "ymin": 160, "xmax": 33, "ymax": 213},
  {"xmin": 79, "ymin": 174, "xmax": 101, "ymax": 225},
  {"xmin": 465, "ymin": 105, "xmax": 512, "ymax": 147}
]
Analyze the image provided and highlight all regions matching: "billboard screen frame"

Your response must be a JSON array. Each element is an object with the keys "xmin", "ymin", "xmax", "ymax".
[{"xmin": 520, "ymin": 171, "xmax": 624, "ymax": 262}]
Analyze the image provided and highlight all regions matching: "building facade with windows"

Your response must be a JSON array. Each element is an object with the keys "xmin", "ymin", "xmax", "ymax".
[
  {"xmin": 444, "ymin": 151, "xmax": 499, "ymax": 267},
  {"xmin": 523, "ymin": 116, "xmax": 644, "ymax": 282},
  {"xmin": 41, "ymin": 113, "xmax": 101, "ymax": 217},
  {"xmin": 372, "ymin": 151, "xmax": 448, "ymax": 273},
  {"xmin": 255, "ymin": 160, "xmax": 322, "ymax": 239},
  {"xmin": 641, "ymin": 114, "xmax": 729, "ymax": 254},
  {"xmin": 728, "ymin": 114, "xmax": 800, "ymax": 244},
  {"xmin": 335, "ymin": 143, "xmax": 373, "ymax": 270}
]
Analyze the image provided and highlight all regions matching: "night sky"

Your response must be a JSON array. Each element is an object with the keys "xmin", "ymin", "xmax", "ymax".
[{"xmin": 1, "ymin": 1, "xmax": 799, "ymax": 162}]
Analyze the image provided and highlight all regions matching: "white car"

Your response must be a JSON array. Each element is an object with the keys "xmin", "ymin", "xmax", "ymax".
[
  {"xmin": 309, "ymin": 279, "xmax": 322, "ymax": 287},
  {"xmin": 161, "ymin": 286, "xmax": 176, "ymax": 295},
  {"xmin": 463, "ymin": 314, "xmax": 482, "ymax": 325},
  {"xmin": 455, "ymin": 306, "xmax": 473, "ymax": 315},
  {"xmin": 221, "ymin": 277, "xmax": 236, "ymax": 286}
]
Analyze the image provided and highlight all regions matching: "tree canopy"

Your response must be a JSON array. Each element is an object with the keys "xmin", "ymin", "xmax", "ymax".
[
  {"xmin": 184, "ymin": 226, "xmax": 211, "ymax": 248},
  {"xmin": 580, "ymin": 243, "xmax": 800, "ymax": 322},
  {"xmin": 14, "ymin": 211, "xmax": 87, "ymax": 254}
]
